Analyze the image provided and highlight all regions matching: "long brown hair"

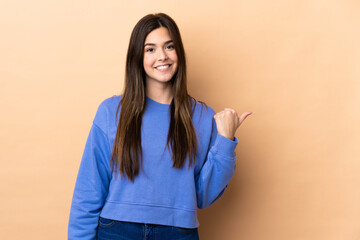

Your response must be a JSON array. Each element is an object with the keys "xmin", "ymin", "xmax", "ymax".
[{"xmin": 111, "ymin": 13, "xmax": 198, "ymax": 182}]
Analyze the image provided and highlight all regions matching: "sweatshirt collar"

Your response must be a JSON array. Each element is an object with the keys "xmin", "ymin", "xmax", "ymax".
[{"xmin": 145, "ymin": 96, "xmax": 171, "ymax": 111}]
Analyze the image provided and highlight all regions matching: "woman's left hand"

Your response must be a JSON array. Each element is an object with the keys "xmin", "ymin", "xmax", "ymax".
[{"xmin": 214, "ymin": 108, "xmax": 252, "ymax": 140}]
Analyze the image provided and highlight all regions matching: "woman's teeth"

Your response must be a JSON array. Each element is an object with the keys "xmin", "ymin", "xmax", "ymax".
[{"xmin": 156, "ymin": 65, "xmax": 170, "ymax": 70}]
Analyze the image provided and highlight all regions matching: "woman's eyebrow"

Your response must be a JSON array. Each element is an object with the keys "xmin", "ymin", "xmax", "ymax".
[{"xmin": 144, "ymin": 40, "xmax": 173, "ymax": 47}]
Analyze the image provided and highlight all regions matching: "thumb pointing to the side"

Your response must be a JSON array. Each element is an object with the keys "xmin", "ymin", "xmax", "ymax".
[{"xmin": 239, "ymin": 112, "xmax": 253, "ymax": 125}]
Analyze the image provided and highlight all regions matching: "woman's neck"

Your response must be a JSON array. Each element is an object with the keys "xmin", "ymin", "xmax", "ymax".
[{"xmin": 145, "ymin": 81, "xmax": 173, "ymax": 104}]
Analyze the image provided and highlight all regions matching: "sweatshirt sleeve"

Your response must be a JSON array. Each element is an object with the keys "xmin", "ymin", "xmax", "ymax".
[
  {"xmin": 68, "ymin": 107, "xmax": 112, "ymax": 239},
  {"xmin": 195, "ymin": 117, "xmax": 238, "ymax": 209}
]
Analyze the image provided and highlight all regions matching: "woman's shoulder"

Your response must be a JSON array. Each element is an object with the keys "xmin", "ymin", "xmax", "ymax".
[
  {"xmin": 190, "ymin": 96, "xmax": 216, "ymax": 120},
  {"xmin": 99, "ymin": 94, "xmax": 122, "ymax": 109},
  {"xmin": 96, "ymin": 94, "xmax": 123, "ymax": 115},
  {"xmin": 190, "ymin": 97, "xmax": 216, "ymax": 135},
  {"xmin": 93, "ymin": 94, "xmax": 122, "ymax": 129},
  {"xmin": 191, "ymin": 97, "xmax": 215, "ymax": 117}
]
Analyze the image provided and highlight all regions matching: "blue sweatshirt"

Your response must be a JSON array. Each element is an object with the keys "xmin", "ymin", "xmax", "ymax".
[{"xmin": 68, "ymin": 95, "xmax": 238, "ymax": 239}]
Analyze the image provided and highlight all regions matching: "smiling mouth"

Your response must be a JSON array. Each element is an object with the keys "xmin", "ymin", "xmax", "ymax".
[{"xmin": 155, "ymin": 64, "xmax": 171, "ymax": 70}]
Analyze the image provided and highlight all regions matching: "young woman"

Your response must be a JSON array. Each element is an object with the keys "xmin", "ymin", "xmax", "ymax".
[{"xmin": 68, "ymin": 13, "xmax": 251, "ymax": 240}]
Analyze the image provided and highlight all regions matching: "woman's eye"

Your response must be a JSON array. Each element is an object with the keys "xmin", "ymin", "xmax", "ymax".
[
  {"xmin": 145, "ymin": 48, "xmax": 155, "ymax": 52},
  {"xmin": 166, "ymin": 45, "xmax": 175, "ymax": 50}
]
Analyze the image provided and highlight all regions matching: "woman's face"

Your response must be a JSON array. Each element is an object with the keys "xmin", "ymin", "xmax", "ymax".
[{"xmin": 143, "ymin": 27, "xmax": 178, "ymax": 86}]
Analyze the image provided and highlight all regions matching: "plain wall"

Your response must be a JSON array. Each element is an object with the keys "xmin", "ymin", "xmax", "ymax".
[{"xmin": 1, "ymin": 0, "xmax": 359, "ymax": 239}]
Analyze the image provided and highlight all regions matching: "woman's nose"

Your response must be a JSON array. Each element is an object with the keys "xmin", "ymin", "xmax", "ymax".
[{"xmin": 157, "ymin": 49, "xmax": 168, "ymax": 61}]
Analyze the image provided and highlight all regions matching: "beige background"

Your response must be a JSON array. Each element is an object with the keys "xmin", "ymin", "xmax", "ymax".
[{"xmin": 1, "ymin": 0, "xmax": 359, "ymax": 239}]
